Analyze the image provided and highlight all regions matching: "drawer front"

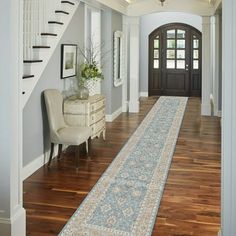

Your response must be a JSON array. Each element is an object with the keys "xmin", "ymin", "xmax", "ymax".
[
  {"xmin": 64, "ymin": 114, "xmax": 89, "ymax": 127},
  {"xmin": 90, "ymin": 108, "xmax": 105, "ymax": 125},
  {"xmin": 64, "ymin": 103, "xmax": 89, "ymax": 115},
  {"xmin": 91, "ymin": 119, "xmax": 105, "ymax": 136},
  {"xmin": 90, "ymin": 98, "xmax": 105, "ymax": 113}
]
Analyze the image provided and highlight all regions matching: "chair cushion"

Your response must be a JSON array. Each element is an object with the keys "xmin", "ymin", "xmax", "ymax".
[{"xmin": 55, "ymin": 126, "xmax": 91, "ymax": 145}]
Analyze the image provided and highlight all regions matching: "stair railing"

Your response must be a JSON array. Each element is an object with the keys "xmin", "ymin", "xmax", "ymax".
[{"xmin": 23, "ymin": 0, "xmax": 61, "ymax": 60}]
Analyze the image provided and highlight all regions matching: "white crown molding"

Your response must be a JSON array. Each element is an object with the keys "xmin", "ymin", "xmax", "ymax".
[
  {"xmin": 127, "ymin": 0, "xmax": 215, "ymax": 16},
  {"xmin": 83, "ymin": 0, "xmax": 128, "ymax": 14}
]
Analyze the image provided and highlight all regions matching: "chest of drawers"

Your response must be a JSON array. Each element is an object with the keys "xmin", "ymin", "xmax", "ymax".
[{"xmin": 64, "ymin": 95, "xmax": 106, "ymax": 139}]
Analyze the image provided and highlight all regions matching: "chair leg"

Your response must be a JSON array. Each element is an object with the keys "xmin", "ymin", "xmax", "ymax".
[
  {"xmin": 58, "ymin": 144, "xmax": 63, "ymax": 160},
  {"xmin": 87, "ymin": 137, "xmax": 92, "ymax": 159},
  {"xmin": 75, "ymin": 147, "xmax": 80, "ymax": 171},
  {"xmin": 48, "ymin": 143, "xmax": 54, "ymax": 167}
]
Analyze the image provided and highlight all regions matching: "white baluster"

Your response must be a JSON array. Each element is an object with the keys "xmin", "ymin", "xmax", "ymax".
[{"xmin": 23, "ymin": 0, "xmax": 69, "ymax": 60}]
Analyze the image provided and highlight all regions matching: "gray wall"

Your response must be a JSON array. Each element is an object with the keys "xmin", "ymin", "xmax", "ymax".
[
  {"xmin": 23, "ymin": 4, "xmax": 85, "ymax": 167},
  {"xmin": 101, "ymin": 9, "xmax": 123, "ymax": 114}
]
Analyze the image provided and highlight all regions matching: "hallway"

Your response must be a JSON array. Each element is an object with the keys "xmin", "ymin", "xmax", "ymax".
[{"xmin": 23, "ymin": 97, "xmax": 221, "ymax": 235}]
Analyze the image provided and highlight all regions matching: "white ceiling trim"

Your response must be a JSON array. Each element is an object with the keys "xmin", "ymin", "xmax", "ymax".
[
  {"xmin": 127, "ymin": 0, "xmax": 215, "ymax": 16},
  {"xmin": 87, "ymin": 0, "xmax": 222, "ymax": 16},
  {"xmin": 86, "ymin": 0, "xmax": 128, "ymax": 14}
]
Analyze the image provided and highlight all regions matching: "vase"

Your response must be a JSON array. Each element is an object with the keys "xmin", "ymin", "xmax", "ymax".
[
  {"xmin": 76, "ymin": 85, "xmax": 89, "ymax": 100},
  {"xmin": 84, "ymin": 80, "xmax": 97, "ymax": 96}
]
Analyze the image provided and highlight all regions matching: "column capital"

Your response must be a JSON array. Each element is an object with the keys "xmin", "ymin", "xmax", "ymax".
[{"xmin": 202, "ymin": 16, "xmax": 212, "ymax": 25}]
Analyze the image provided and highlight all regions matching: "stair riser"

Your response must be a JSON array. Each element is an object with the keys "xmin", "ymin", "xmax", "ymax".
[
  {"xmin": 23, "ymin": 63, "xmax": 41, "ymax": 75},
  {"xmin": 55, "ymin": 14, "xmax": 68, "ymax": 22},
  {"xmin": 41, "ymin": 37, "xmax": 57, "ymax": 46},
  {"xmin": 33, "ymin": 49, "xmax": 51, "ymax": 60},
  {"xmin": 60, "ymin": 5, "xmax": 74, "ymax": 13},
  {"xmin": 48, "ymin": 24, "xmax": 63, "ymax": 33},
  {"xmin": 22, "ymin": 79, "xmax": 34, "ymax": 96}
]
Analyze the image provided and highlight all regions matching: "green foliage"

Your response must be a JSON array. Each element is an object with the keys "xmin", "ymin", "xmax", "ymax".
[{"xmin": 80, "ymin": 61, "xmax": 104, "ymax": 82}]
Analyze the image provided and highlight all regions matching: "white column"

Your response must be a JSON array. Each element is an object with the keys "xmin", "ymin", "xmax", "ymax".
[
  {"xmin": 0, "ymin": 0, "xmax": 26, "ymax": 235},
  {"xmin": 201, "ymin": 16, "xmax": 212, "ymax": 116},
  {"xmin": 122, "ymin": 15, "xmax": 129, "ymax": 112},
  {"xmin": 129, "ymin": 17, "xmax": 140, "ymax": 113},
  {"xmin": 212, "ymin": 14, "xmax": 220, "ymax": 116},
  {"xmin": 222, "ymin": 0, "xmax": 236, "ymax": 235}
]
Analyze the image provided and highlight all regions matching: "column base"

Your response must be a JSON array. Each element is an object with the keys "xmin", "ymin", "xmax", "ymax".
[
  {"xmin": 201, "ymin": 103, "xmax": 211, "ymax": 116},
  {"xmin": 0, "ymin": 208, "xmax": 26, "ymax": 236},
  {"xmin": 129, "ymin": 101, "xmax": 140, "ymax": 113}
]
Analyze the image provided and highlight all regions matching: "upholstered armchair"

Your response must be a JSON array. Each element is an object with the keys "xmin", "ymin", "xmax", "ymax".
[{"xmin": 44, "ymin": 89, "xmax": 92, "ymax": 169}]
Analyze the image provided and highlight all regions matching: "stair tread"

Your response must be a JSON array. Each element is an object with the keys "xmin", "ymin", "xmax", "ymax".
[
  {"xmin": 61, "ymin": 1, "xmax": 75, "ymax": 5},
  {"xmin": 33, "ymin": 46, "xmax": 51, "ymax": 48},
  {"xmin": 23, "ymin": 75, "xmax": 34, "ymax": 79},
  {"xmin": 55, "ymin": 10, "xmax": 69, "ymax": 15},
  {"xmin": 48, "ymin": 21, "xmax": 64, "ymax": 25},
  {"xmin": 41, "ymin": 33, "xmax": 57, "ymax": 36},
  {"xmin": 23, "ymin": 60, "xmax": 43, "ymax": 63}
]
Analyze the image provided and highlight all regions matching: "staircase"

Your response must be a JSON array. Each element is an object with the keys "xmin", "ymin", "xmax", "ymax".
[{"xmin": 22, "ymin": 0, "xmax": 80, "ymax": 108}]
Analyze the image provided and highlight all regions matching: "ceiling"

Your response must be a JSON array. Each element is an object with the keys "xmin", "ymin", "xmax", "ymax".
[
  {"xmin": 126, "ymin": 0, "xmax": 221, "ymax": 16},
  {"xmin": 92, "ymin": 0, "xmax": 221, "ymax": 16}
]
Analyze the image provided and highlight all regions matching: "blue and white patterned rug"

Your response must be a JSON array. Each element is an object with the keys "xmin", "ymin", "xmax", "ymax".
[{"xmin": 60, "ymin": 96, "xmax": 188, "ymax": 236}]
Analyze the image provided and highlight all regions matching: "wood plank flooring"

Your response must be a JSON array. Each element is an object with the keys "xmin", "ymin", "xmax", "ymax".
[{"xmin": 23, "ymin": 97, "xmax": 221, "ymax": 236}]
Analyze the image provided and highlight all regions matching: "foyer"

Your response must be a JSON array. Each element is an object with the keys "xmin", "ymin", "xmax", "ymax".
[{"xmin": 0, "ymin": 0, "xmax": 236, "ymax": 235}]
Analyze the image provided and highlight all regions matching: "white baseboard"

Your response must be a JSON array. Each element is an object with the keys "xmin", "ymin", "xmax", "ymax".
[
  {"xmin": 22, "ymin": 144, "xmax": 61, "ymax": 180},
  {"xmin": 0, "ymin": 208, "xmax": 26, "ymax": 236},
  {"xmin": 139, "ymin": 92, "xmax": 148, "ymax": 97},
  {"xmin": 122, "ymin": 101, "xmax": 128, "ymax": 112},
  {"xmin": 22, "ymin": 154, "xmax": 47, "ymax": 180},
  {"xmin": 218, "ymin": 229, "xmax": 222, "ymax": 236},
  {"xmin": 105, "ymin": 107, "xmax": 122, "ymax": 122}
]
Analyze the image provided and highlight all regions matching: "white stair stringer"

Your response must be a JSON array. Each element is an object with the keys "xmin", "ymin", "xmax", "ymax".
[{"xmin": 22, "ymin": 0, "xmax": 80, "ymax": 108}]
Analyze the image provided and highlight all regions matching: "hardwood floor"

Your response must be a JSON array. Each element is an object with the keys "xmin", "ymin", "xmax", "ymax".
[{"xmin": 23, "ymin": 97, "xmax": 221, "ymax": 236}]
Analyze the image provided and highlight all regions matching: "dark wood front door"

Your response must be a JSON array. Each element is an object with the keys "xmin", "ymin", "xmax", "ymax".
[{"xmin": 149, "ymin": 23, "xmax": 202, "ymax": 97}]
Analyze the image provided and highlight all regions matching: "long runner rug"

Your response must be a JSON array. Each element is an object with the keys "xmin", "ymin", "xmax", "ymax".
[{"xmin": 60, "ymin": 96, "xmax": 188, "ymax": 236}]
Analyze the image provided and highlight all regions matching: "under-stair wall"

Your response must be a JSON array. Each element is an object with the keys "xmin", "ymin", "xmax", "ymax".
[
  {"xmin": 23, "ymin": 3, "xmax": 85, "ymax": 179},
  {"xmin": 22, "ymin": 0, "xmax": 80, "ymax": 108}
]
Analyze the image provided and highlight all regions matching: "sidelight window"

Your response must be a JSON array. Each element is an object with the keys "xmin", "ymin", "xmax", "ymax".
[{"xmin": 193, "ymin": 35, "xmax": 200, "ymax": 70}]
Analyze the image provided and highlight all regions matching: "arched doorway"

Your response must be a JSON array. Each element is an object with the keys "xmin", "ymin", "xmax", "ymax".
[{"xmin": 149, "ymin": 23, "xmax": 202, "ymax": 97}]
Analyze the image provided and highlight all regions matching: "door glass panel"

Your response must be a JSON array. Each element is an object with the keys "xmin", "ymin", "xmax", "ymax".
[
  {"xmin": 193, "ymin": 60, "xmax": 199, "ymax": 69},
  {"xmin": 154, "ymin": 60, "xmax": 159, "ymax": 69},
  {"xmin": 177, "ymin": 50, "xmax": 185, "ymax": 59},
  {"xmin": 167, "ymin": 30, "xmax": 175, "ymax": 38},
  {"xmin": 167, "ymin": 50, "xmax": 175, "ymax": 59},
  {"xmin": 177, "ymin": 30, "xmax": 185, "ymax": 38},
  {"xmin": 154, "ymin": 39, "xmax": 159, "ymax": 48},
  {"xmin": 167, "ymin": 60, "xmax": 175, "ymax": 69},
  {"xmin": 177, "ymin": 60, "xmax": 185, "ymax": 69},
  {"xmin": 154, "ymin": 50, "xmax": 159, "ymax": 58},
  {"xmin": 193, "ymin": 50, "xmax": 199, "ymax": 59},
  {"xmin": 167, "ymin": 40, "xmax": 175, "ymax": 48},
  {"xmin": 177, "ymin": 40, "xmax": 185, "ymax": 48},
  {"xmin": 193, "ymin": 39, "xmax": 199, "ymax": 48}
]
